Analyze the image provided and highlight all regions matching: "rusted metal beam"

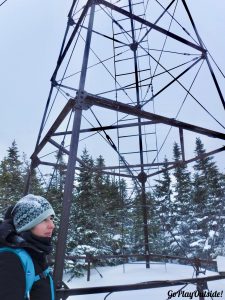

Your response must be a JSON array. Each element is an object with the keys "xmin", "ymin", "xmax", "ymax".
[
  {"xmin": 56, "ymin": 275, "xmax": 225, "ymax": 297},
  {"xmin": 39, "ymin": 159, "xmax": 135, "ymax": 179},
  {"xmin": 84, "ymin": 93, "xmax": 225, "ymax": 140},
  {"xmin": 52, "ymin": 120, "xmax": 158, "ymax": 136},
  {"xmin": 39, "ymin": 161, "xmax": 67, "ymax": 169},
  {"xmin": 93, "ymin": 161, "xmax": 174, "ymax": 170}
]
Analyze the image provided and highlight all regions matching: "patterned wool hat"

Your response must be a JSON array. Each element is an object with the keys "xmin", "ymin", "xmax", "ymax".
[{"xmin": 12, "ymin": 194, "xmax": 55, "ymax": 233}]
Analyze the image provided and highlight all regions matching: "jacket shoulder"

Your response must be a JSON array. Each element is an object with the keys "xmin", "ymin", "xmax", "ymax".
[
  {"xmin": 0, "ymin": 247, "xmax": 35, "ymax": 296},
  {"xmin": 0, "ymin": 251, "xmax": 26, "ymax": 300}
]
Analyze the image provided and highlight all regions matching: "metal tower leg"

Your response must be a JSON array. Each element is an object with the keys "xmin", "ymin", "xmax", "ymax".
[
  {"xmin": 53, "ymin": 107, "xmax": 82, "ymax": 290},
  {"xmin": 53, "ymin": 2, "xmax": 96, "ymax": 290}
]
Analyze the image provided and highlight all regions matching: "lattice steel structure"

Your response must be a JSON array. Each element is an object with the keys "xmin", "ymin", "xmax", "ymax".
[{"xmin": 27, "ymin": 0, "xmax": 225, "ymax": 297}]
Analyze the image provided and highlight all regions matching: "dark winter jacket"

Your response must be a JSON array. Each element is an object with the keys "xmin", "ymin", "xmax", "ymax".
[{"xmin": 0, "ymin": 217, "xmax": 55, "ymax": 300}]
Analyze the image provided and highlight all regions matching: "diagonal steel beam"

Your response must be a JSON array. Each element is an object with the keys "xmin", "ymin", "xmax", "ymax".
[
  {"xmin": 97, "ymin": 0, "xmax": 206, "ymax": 53},
  {"xmin": 181, "ymin": 0, "xmax": 225, "ymax": 110},
  {"xmin": 30, "ymin": 99, "xmax": 75, "ymax": 160},
  {"xmin": 51, "ymin": 0, "xmax": 92, "ymax": 80}
]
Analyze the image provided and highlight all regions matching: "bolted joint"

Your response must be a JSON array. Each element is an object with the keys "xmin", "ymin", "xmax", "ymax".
[
  {"xmin": 30, "ymin": 156, "xmax": 41, "ymax": 169},
  {"xmin": 68, "ymin": 17, "xmax": 75, "ymax": 26},
  {"xmin": 201, "ymin": 50, "xmax": 207, "ymax": 60},
  {"xmin": 74, "ymin": 90, "xmax": 92, "ymax": 110},
  {"xmin": 130, "ymin": 42, "xmax": 138, "ymax": 52},
  {"xmin": 51, "ymin": 79, "xmax": 58, "ymax": 87},
  {"xmin": 137, "ymin": 171, "xmax": 147, "ymax": 183}
]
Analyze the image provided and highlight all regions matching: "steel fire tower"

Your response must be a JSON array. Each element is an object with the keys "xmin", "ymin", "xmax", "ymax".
[{"xmin": 27, "ymin": 0, "xmax": 225, "ymax": 297}]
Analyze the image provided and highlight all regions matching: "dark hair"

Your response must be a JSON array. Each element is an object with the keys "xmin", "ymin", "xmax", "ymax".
[{"xmin": 4, "ymin": 205, "xmax": 15, "ymax": 220}]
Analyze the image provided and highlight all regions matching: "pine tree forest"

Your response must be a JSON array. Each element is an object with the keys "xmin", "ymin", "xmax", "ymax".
[{"xmin": 0, "ymin": 139, "xmax": 225, "ymax": 276}]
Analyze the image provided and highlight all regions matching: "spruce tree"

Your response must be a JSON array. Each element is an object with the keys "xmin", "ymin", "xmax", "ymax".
[
  {"xmin": 0, "ymin": 141, "xmax": 24, "ymax": 217},
  {"xmin": 191, "ymin": 137, "xmax": 225, "ymax": 258},
  {"xmin": 91, "ymin": 154, "xmax": 113, "ymax": 253},
  {"xmin": 171, "ymin": 142, "xmax": 192, "ymax": 256},
  {"xmin": 103, "ymin": 177, "xmax": 129, "ymax": 255},
  {"xmin": 46, "ymin": 150, "xmax": 66, "ymax": 250},
  {"xmin": 46, "ymin": 150, "xmax": 66, "ymax": 215},
  {"xmin": 116, "ymin": 178, "xmax": 133, "ymax": 255},
  {"xmin": 154, "ymin": 157, "xmax": 174, "ymax": 254},
  {"xmin": 68, "ymin": 148, "xmax": 98, "ymax": 253},
  {"xmin": 91, "ymin": 154, "xmax": 111, "ymax": 251},
  {"xmin": 22, "ymin": 153, "xmax": 44, "ymax": 196},
  {"xmin": 66, "ymin": 149, "xmax": 132, "ymax": 275}
]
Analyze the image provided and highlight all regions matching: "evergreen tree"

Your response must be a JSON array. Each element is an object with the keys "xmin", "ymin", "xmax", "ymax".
[
  {"xmin": 191, "ymin": 137, "xmax": 225, "ymax": 258},
  {"xmin": 130, "ymin": 190, "xmax": 143, "ymax": 253},
  {"xmin": 46, "ymin": 150, "xmax": 67, "ymax": 251},
  {"xmin": 91, "ymin": 154, "xmax": 111, "ymax": 251},
  {"xmin": 68, "ymin": 148, "xmax": 97, "ymax": 252},
  {"xmin": 171, "ymin": 143, "xmax": 192, "ymax": 256},
  {"xmin": 46, "ymin": 151, "xmax": 66, "ymax": 215},
  {"xmin": 154, "ymin": 157, "xmax": 174, "ymax": 254},
  {"xmin": 22, "ymin": 153, "xmax": 44, "ymax": 196},
  {"xmin": 0, "ymin": 141, "xmax": 24, "ymax": 217},
  {"xmin": 103, "ymin": 177, "xmax": 129, "ymax": 255},
  {"xmin": 114, "ymin": 178, "xmax": 133, "ymax": 255},
  {"xmin": 66, "ymin": 149, "xmax": 132, "ymax": 275}
]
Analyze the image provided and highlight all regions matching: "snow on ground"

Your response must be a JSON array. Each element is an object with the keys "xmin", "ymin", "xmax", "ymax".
[{"xmin": 63, "ymin": 261, "xmax": 225, "ymax": 300}]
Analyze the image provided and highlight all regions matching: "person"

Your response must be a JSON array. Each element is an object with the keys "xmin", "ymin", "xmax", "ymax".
[{"xmin": 0, "ymin": 194, "xmax": 55, "ymax": 300}]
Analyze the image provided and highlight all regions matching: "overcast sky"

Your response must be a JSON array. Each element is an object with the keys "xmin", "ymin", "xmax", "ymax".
[{"xmin": 0, "ymin": 0, "xmax": 224, "ymax": 170}]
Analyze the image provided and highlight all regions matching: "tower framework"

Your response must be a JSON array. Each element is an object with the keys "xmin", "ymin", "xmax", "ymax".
[{"xmin": 27, "ymin": 0, "xmax": 225, "ymax": 296}]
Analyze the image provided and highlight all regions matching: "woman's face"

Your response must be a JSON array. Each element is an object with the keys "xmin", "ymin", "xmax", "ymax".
[{"xmin": 31, "ymin": 216, "xmax": 55, "ymax": 238}]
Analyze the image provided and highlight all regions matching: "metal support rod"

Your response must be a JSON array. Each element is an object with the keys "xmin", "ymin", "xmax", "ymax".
[
  {"xmin": 52, "ymin": 120, "xmax": 158, "ymax": 135},
  {"xmin": 138, "ymin": 0, "xmax": 176, "ymax": 44},
  {"xmin": 147, "ymin": 145, "xmax": 225, "ymax": 178},
  {"xmin": 51, "ymin": 0, "xmax": 92, "ymax": 81},
  {"xmin": 53, "ymin": 2, "xmax": 96, "ymax": 291},
  {"xmin": 181, "ymin": 0, "xmax": 225, "ymax": 110},
  {"xmin": 205, "ymin": 55, "xmax": 225, "ymax": 110},
  {"xmin": 97, "ymin": 0, "xmax": 206, "ymax": 52}
]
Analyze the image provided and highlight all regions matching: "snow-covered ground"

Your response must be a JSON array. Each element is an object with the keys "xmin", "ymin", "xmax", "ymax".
[{"xmin": 63, "ymin": 262, "xmax": 225, "ymax": 299}]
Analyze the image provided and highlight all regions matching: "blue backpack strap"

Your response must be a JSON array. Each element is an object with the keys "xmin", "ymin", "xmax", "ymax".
[
  {"xmin": 0, "ymin": 247, "xmax": 55, "ymax": 300},
  {"xmin": 0, "ymin": 247, "xmax": 35, "ymax": 299},
  {"xmin": 35, "ymin": 267, "xmax": 55, "ymax": 300}
]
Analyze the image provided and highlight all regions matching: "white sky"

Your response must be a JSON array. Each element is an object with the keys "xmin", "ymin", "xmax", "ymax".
[{"xmin": 0, "ymin": 0, "xmax": 225, "ymax": 170}]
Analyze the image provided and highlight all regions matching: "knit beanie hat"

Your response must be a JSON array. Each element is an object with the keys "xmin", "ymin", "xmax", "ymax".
[{"xmin": 12, "ymin": 194, "xmax": 55, "ymax": 233}]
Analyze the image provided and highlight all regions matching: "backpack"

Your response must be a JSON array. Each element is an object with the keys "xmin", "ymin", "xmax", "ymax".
[{"xmin": 0, "ymin": 247, "xmax": 55, "ymax": 300}]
